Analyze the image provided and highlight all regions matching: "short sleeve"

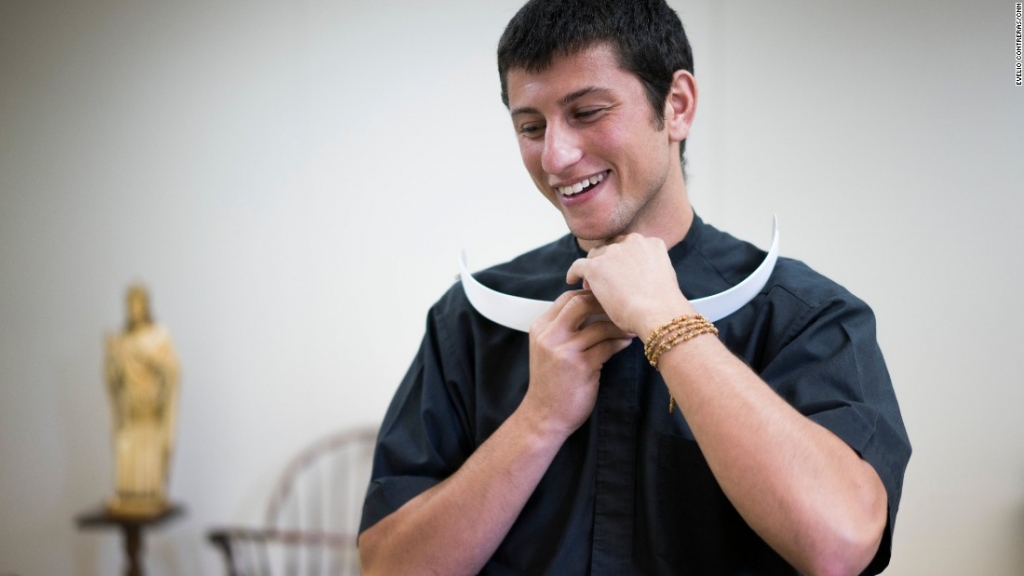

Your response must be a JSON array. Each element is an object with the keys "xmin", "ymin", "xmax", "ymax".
[
  {"xmin": 758, "ymin": 288, "xmax": 912, "ymax": 574},
  {"xmin": 359, "ymin": 297, "xmax": 475, "ymax": 534}
]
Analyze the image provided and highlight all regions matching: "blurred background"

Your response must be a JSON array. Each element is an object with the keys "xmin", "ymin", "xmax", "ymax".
[{"xmin": 1, "ymin": 0, "xmax": 1021, "ymax": 574}]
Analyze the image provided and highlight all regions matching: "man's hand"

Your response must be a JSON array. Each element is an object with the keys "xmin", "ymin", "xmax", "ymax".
[
  {"xmin": 519, "ymin": 289, "xmax": 633, "ymax": 438},
  {"xmin": 566, "ymin": 234, "xmax": 694, "ymax": 339},
  {"xmin": 566, "ymin": 238, "xmax": 888, "ymax": 576},
  {"xmin": 360, "ymin": 293, "xmax": 631, "ymax": 576}
]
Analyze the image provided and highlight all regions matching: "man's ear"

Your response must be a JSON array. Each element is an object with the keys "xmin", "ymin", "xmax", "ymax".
[{"xmin": 664, "ymin": 70, "xmax": 697, "ymax": 143}]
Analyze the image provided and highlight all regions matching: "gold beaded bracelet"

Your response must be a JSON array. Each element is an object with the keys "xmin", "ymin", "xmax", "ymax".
[
  {"xmin": 649, "ymin": 324, "xmax": 718, "ymax": 367},
  {"xmin": 643, "ymin": 314, "xmax": 704, "ymax": 360},
  {"xmin": 644, "ymin": 313, "xmax": 719, "ymax": 413}
]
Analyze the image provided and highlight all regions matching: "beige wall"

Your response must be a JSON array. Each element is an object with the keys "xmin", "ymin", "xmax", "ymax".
[{"xmin": 0, "ymin": 0, "xmax": 1020, "ymax": 574}]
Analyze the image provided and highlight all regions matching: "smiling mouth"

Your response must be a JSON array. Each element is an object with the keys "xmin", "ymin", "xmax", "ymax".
[{"xmin": 556, "ymin": 171, "xmax": 608, "ymax": 197}]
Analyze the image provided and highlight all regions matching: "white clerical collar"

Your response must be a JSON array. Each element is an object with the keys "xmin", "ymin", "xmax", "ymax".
[{"xmin": 459, "ymin": 216, "xmax": 780, "ymax": 332}]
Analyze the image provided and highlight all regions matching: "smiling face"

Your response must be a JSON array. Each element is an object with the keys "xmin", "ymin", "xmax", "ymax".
[{"xmin": 506, "ymin": 43, "xmax": 696, "ymax": 249}]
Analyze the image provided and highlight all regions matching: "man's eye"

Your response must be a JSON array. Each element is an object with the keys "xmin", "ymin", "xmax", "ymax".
[
  {"xmin": 519, "ymin": 124, "xmax": 544, "ymax": 137},
  {"xmin": 575, "ymin": 108, "xmax": 604, "ymax": 121}
]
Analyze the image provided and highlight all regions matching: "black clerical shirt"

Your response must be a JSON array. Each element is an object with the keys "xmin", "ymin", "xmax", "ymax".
[{"xmin": 361, "ymin": 215, "xmax": 911, "ymax": 575}]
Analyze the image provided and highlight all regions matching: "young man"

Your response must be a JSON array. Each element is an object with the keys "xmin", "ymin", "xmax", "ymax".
[{"xmin": 359, "ymin": 1, "xmax": 910, "ymax": 574}]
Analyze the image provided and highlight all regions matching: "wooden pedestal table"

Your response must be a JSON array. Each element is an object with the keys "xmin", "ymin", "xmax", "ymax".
[{"xmin": 75, "ymin": 504, "xmax": 185, "ymax": 576}]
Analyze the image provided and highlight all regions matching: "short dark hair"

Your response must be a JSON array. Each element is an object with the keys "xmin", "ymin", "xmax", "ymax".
[{"xmin": 497, "ymin": 0, "xmax": 694, "ymax": 163}]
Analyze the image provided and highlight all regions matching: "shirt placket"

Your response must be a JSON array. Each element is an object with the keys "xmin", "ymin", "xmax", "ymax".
[{"xmin": 590, "ymin": 339, "xmax": 643, "ymax": 574}]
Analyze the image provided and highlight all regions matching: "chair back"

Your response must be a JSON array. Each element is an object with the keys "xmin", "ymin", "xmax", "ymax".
[
  {"xmin": 260, "ymin": 426, "xmax": 377, "ymax": 576},
  {"xmin": 268, "ymin": 426, "xmax": 377, "ymax": 533}
]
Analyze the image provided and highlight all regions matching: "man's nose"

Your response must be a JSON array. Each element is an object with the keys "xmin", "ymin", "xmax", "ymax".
[{"xmin": 541, "ymin": 123, "xmax": 583, "ymax": 175}]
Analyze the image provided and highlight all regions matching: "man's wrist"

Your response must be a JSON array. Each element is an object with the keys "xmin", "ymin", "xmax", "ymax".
[
  {"xmin": 644, "ymin": 313, "xmax": 718, "ymax": 370},
  {"xmin": 635, "ymin": 297, "xmax": 697, "ymax": 342},
  {"xmin": 513, "ymin": 395, "xmax": 576, "ymax": 447}
]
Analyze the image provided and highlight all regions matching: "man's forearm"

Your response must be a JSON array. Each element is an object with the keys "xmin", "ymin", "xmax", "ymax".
[
  {"xmin": 658, "ymin": 336, "xmax": 887, "ymax": 576},
  {"xmin": 361, "ymin": 291, "xmax": 630, "ymax": 575},
  {"xmin": 358, "ymin": 406, "xmax": 569, "ymax": 576}
]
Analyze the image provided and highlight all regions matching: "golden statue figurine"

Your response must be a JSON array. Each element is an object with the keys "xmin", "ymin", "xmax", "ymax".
[{"xmin": 104, "ymin": 284, "xmax": 180, "ymax": 516}]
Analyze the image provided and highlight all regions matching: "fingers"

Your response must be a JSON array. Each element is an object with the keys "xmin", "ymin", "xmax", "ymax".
[
  {"xmin": 564, "ymin": 239, "xmax": 623, "ymax": 285},
  {"xmin": 535, "ymin": 290, "xmax": 629, "ymax": 341},
  {"xmin": 566, "ymin": 259, "xmax": 587, "ymax": 286},
  {"xmin": 532, "ymin": 289, "xmax": 581, "ymax": 334},
  {"xmin": 557, "ymin": 291, "xmax": 606, "ymax": 330},
  {"xmin": 554, "ymin": 293, "xmax": 633, "ymax": 356},
  {"xmin": 574, "ymin": 315, "xmax": 631, "ymax": 346},
  {"xmin": 585, "ymin": 335, "xmax": 634, "ymax": 365},
  {"xmin": 537, "ymin": 289, "xmax": 586, "ymax": 326},
  {"xmin": 538, "ymin": 289, "xmax": 604, "ymax": 329}
]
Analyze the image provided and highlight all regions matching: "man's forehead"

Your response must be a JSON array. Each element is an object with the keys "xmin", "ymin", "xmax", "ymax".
[
  {"xmin": 507, "ymin": 42, "xmax": 624, "ymax": 79},
  {"xmin": 505, "ymin": 44, "xmax": 633, "ymax": 109}
]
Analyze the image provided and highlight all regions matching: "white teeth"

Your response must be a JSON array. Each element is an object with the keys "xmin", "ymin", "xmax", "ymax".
[{"xmin": 557, "ymin": 172, "xmax": 606, "ymax": 196}]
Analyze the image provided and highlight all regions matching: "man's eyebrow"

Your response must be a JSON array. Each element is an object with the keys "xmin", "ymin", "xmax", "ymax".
[
  {"xmin": 559, "ymin": 86, "xmax": 609, "ymax": 107},
  {"xmin": 510, "ymin": 86, "xmax": 611, "ymax": 117},
  {"xmin": 510, "ymin": 105, "xmax": 539, "ymax": 118}
]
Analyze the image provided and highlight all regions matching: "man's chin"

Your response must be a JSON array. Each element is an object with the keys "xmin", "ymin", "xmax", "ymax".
[{"xmin": 568, "ymin": 223, "xmax": 621, "ymax": 250}]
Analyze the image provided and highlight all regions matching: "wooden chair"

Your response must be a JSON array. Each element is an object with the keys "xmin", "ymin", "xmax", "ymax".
[{"xmin": 208, "ymin": 426, "xmax": 378, "ymax": 576}]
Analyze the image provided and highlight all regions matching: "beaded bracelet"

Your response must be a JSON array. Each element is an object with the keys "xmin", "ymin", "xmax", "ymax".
[
  {"xmin": 644, "ymin": 313, "xmax": 719, "ymax": 412},
  {"xmin": 642, "ymin": 314, "xmax": 704, "ymax": 360},
  {"xmin": 648, "ymin": 324, "xmax": 718, "ymax": 367}
]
